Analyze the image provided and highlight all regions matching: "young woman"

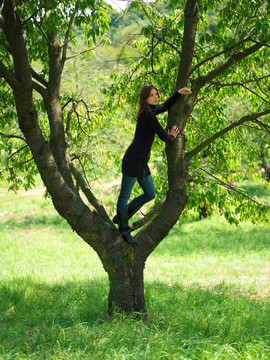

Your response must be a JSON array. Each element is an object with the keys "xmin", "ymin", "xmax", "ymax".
[{"xmin": 114, "ymin": 84, "xmax": 192, "ymax": 244}]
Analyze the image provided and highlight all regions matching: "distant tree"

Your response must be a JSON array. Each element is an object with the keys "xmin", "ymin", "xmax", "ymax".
[{"xmin": 0, "ymin": 0, "xmax": 269, "ymax": 315}]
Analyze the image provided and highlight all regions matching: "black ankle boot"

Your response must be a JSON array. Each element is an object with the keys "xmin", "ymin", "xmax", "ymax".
[
  {"xmin": 117, "ymin": 209, "xmax": 139, "ymax": 245},
  {"xmin": 113, "ymin": 203, "xmax": 143, "ymax": 225}
]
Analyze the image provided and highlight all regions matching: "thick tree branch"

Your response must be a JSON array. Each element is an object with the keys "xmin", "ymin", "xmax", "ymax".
[
  {"xmin": 153, "ymin": 31, "xmax": 182, "ymax": 56},
  {"xmin": 176, "ymin": 0, "xmax": 199, "ymax": 87},
  {"xmin": 31, "ymin": 67, "xmax": 48, "ymax": 87},
  {"xmin": 42, "ymin": 29, "xmax": 77, "ymax": 191},
  {"xmin": 185, "ymin": 108, "xmax": 270, "ymax": 161},
  {"xmin": 32, "ymin": 80, "xmax": 48, "ymax": 98},
  {"xmin": 1, "ymin": 1, "xmax": 32, "ymax": 90},
  {"xmin": 190, "ymin": 34, "xmax": 253, "ymax": 77},
  {"xmin": 200, "ymin": 43, "xmax": 263, "ymax": 85},
  {"xmin": 251, "ymin": 39, "xmax": 270, "ymax": 49},
  {"xmin": 65, "ymin": 100, "xmax": 78, "ymax": 148},
  {"xmin": 70, "ymin": 163, "xmax": 111, "ymax": 223},
  {"xmin": 0, "ymin": 60, "xmax": 23, "ymax": 92},
  {"xmin": 184, "ymin": 42, "xmax": 267, "ymax": 125}
]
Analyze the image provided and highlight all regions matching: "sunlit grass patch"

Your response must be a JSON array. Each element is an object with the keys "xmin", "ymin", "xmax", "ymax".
[
  {"xmin": 240, "ymin": 180, "xmax": 270, "ymax": 202},
  {"xmin": 145, "ymin": 216, "xmax": 270, "ymax": 296}
]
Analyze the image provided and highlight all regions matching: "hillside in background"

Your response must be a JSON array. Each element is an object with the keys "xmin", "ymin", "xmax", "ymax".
[
  {"xmin": 61, "ymin": 2, "xmax": 175, "ymax": 99},
  {"xmin": 61, "ymin": 1, "xmax": 220, "ymax": 101},
  {"xmin": 61, "ymin": 5, "xmax": 146, "ymax": 99}
]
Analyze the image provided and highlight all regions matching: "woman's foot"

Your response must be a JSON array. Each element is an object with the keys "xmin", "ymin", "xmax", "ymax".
[{"xmin": 117, "ymin": 209, "xmax": 139, "ymax": 245}]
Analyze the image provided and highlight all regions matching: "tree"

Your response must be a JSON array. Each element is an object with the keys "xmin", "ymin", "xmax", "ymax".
[{"xmin": 0, "ymin": 0, "xmax": 269, "ymax": 315}]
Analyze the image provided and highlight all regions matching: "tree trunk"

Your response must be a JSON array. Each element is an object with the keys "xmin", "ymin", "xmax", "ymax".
[
  {"xmin": 76, "ymin": 221, "xmax": 148, "ymax": 314},
  {"xmin": 107, "ymin": 251, "xmax": 146, "ymax": 314}
]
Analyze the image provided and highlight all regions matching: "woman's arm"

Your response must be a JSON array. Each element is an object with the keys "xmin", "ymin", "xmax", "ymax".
[
  {"xmin": 155, "ymin": 87, "xmax": 192, "ymax": 115},
  {"xmin": 155, "ymin": 91, "xmax": 181, "ymax": 115},
  {"xmin": 147, "ymin": 113, "xmax": 178, "ymax": 142}
]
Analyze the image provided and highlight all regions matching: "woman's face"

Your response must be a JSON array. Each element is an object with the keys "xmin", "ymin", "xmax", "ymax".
[{"xmin": 145, "ymin": 88, "xmax": 159, "ymax": 106}]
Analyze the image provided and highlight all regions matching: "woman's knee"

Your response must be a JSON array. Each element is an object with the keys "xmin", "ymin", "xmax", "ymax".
[{"xmin": 145, "ymin": 189, "xmax": 156, "ymax": 202}]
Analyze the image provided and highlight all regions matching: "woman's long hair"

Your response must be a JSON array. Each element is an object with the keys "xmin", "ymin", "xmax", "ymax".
[{"xmin": 136, "ymin": 84, "xmax": 159, "ymax": 120}]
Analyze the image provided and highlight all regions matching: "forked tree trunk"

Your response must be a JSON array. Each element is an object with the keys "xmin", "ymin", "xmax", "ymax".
[{"xmin": 0, "ymin": 0, "xmax": 196, "ymax": 316}]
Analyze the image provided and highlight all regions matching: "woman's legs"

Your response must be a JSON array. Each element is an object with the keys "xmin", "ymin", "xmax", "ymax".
[
  {"xmin": 117, "ymin": 175, "xmax": 137, "ymax": 211},
  {"xmin": 116, "ymin": 174, "xmax": 156, "ymax": 218},
  {"xmin": 116, "ymin": 175, "xmax": 139, "ymax": 244},
  {"xmin": 115, "ymin": 175, "xmax": 155, "ymax": 245},
  {"xmin": 127, "ymin": 175, "xmax": 156, "ymax": 211}
]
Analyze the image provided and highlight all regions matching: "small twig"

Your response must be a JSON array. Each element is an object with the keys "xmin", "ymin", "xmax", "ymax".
[
  {"xmin": 22, "ymin": 0, "xmax": 46, "ymax": 26},
  {"xmin": 0, "ymin": 132, "xmax": 26, "ymax": 142},
  {"xmin": 32, "ymin": 18, "xmax": 52, "ymax": 46},
  {"xmin": 16, "ymin": 157, "xmax": 34, "ymax": 166},
  {"xmin": 153, "ymin": 31, "xmax": 182, "ymax": 56},
  {"xmin": 211, "ymin": 79, "xmax": 269, "ymax": 104},
  {"xmin": 65, "ymin": 100, "xmax": 78, "ymax": 148},
  {"xmin": 61, "ymin": 9, "xmax": 77, "ymax": 67},
  {"xmin": 7, "ymin": 145, "xmax": 28, "ymax": 159},
  {"xmin": 0, "ymin": 38, "xmax": 10, "ymax": 52},
  {"xmin": 253, "ymin": 119, "xmax": 270, "ymax": 136},
  {"xmin": 66, "ymin": 46, "xmax": 100, "ymax": 61},
  {"xmin": 210, "ymin": 75, "xmax": 270, "ymax": 88},
  {"xmin": 130, "ymin": 196, "xmax": 166, "ymax": 230},
  {"xmin": 199, "ymin": 167, "xmax": 270, "ymax": 207},
  {"xmin": 70, "ymin": 163, "xmax": 111, "ymax": 222}
]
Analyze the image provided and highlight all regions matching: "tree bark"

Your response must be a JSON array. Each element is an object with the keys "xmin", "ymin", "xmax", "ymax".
[{"xmin": 107, "ymin": 250, "xmax": 146, "ymax": 314}]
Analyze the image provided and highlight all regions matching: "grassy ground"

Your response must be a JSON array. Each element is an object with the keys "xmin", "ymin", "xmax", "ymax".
[{"xmin": 0, "ymin": 183, "xmax": 270, "ymax": 359}]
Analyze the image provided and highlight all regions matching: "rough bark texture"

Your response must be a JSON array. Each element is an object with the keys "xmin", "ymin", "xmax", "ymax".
[{"xmin": 108, "ymin": 249, "xmax": 146, "ymax": 314}]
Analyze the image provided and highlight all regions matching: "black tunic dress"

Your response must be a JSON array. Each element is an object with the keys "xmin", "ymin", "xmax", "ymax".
[{"xmin": 122, "ymin": 91, "xmax": 181, "ymax": 178}]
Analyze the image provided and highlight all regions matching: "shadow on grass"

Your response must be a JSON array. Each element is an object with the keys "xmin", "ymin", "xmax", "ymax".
[
  {"xmin": 0, "ymin": 278, "xmax": 108, "ymax": 328},
  {"xmin": 0, "ymin": 277, "xmax": 269, "ymax": 359},
  {"xmin": 0, "ymin": 212, "xmax": 68, "ymax": 231},
  {"xmin": 156, "ymin": 217, "xmax": 270, "ymax": 256},
  {"xmin": 240, "ymin": 181, "xmax": 270, "ymax": 200}
]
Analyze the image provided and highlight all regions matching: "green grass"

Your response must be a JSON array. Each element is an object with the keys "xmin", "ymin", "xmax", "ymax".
[
  {"xmin": 0, "ymin": 184, "xmax": 270, "ymax": 359},
  {"xmin": 240, "ymin": 180, "xmax": 270, "ymax": 204}
]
